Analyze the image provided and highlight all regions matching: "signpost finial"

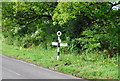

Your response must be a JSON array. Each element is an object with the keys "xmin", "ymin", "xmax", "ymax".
[{"xmin": 57, "ymin": 31, "xmax": 62, "ymax": 37}]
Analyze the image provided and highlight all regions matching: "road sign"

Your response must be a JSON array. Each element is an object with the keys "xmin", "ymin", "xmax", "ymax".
[
  {"xmin": 52, "ymin": 31, "xmax": 68, "ymax": 60},
  {"xmin": 52, "ymin": 42, "xmax": 68, "ymax": 46}
]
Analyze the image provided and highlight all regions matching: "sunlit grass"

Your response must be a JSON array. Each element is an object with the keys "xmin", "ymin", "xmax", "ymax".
[
  {"xmin": 2, "ymin": 44, "xmax": 118, "ymax": 79},
  {"xmin": 0, "ymin": 30, "xmax": 2, "ymax": 53}
]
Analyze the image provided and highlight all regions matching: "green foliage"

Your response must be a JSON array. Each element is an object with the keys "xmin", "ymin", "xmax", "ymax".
[
  {"xmin": 53, "ymin": 2, "xmax": 119, "ymax": 55},
  {"xmin": 76, "ymin": 29, "xmax": 101, "ymax": 52},
  {"xmin": 2, "ymin": 2, "xmax": 57, "ymax": 48},
  {"xmin": 2, "ymin": 2, "xmax": 120, "ymax": 57}
]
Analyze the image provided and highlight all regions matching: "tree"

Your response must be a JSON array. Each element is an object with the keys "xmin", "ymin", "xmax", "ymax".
[
  {"xmin": 53, "ymin": 2, "xmax": 120, "ymax": 55},
  {"xmin": 2, "ymin": 2, "xmax": 57, "ymax": 48}
]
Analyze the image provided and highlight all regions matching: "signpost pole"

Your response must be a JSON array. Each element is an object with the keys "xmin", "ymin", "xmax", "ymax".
[
  {"xmin": 57, "ymin": 39, "xmax": 60, "ymax": 60},
  {"xmin": 57, "ymin": 31, "xmax": 61, "ymax": 60}
]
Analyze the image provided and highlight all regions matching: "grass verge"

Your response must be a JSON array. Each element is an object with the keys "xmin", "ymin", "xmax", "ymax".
[{"xmin": 1, "ymin": 43, "xmax": 118, "ymax": 79}]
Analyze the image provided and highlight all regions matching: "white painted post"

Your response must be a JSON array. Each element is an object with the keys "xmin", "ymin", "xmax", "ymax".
[
  {"xmin": 52, "ymin": 31, "xmax": 68, "ymax": 60},
  {"xmin": 57, "ymin": 31, "xmax": 61, "ymax": 60}
]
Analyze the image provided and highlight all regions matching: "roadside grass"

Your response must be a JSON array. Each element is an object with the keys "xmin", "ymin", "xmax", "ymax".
[
  {"xmin": 1, "ymin": 43, "xmax": 118, "ymax": 79},
  {"xmin": 0, "ymin": 31, "xmax": 2, "ymax": 53}
]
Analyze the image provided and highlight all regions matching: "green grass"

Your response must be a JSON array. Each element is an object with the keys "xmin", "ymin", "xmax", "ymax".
[
  {"xmin": 1, "ymin": 43, "xmax": 118, "ymax": 79},
  {"xmin": 0, "ymin": 30, "xmax": 2, "ymax": 53}
]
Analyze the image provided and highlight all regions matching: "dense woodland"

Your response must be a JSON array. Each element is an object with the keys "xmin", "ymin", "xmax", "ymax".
[{"xmin": 2, "ymin": 2, "xmax": 120, "ymax": 57}]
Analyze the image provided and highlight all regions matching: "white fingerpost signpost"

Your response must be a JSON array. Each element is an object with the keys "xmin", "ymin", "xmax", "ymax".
[{"xmin": 52, "ymin": 31, "xmax": 68, "ymax": 60}]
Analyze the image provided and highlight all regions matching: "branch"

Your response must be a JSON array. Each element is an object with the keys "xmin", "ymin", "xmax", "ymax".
[
  {"xmin": 25, "ymin": 15, "xmax": 52, "ymax": 25},
  {"xmin": 108, "ymin": 1, "xmax": 120, "ymax": 7}
]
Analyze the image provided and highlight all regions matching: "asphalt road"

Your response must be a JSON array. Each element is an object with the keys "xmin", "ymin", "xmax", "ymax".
[{"xmin": 1, "ymin": 54, "xmax": 89, "ymax": 80}]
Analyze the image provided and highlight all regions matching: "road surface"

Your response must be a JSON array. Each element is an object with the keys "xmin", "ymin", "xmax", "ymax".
[{"xmin": 1, "ymin": 54, "xmax": 89, "ymax": 80}]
